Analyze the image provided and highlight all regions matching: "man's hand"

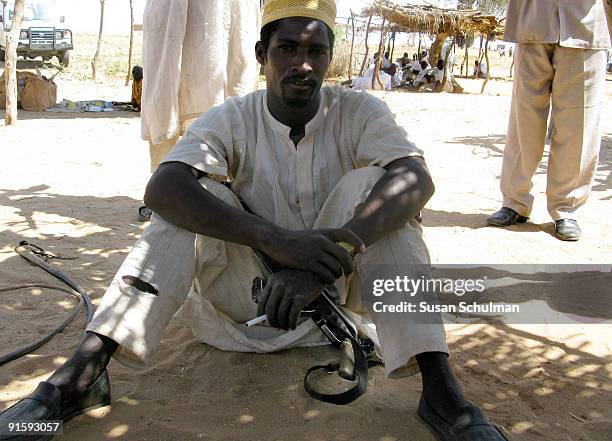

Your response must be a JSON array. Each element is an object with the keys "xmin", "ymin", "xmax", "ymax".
[
  {"xmin": 256, "ymin": 269, "xmax": 327, "ymax": 330},
  {"xmin": 260, "ymin": 228, "xmax": 365, "ymax": 284}
]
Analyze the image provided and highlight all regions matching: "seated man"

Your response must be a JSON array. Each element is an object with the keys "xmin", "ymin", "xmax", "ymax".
[
  {"xmin": 382, "ymin": 51, "xmax": 392, "ymax": 69},
  {"xmin": 399, "ymin": 52, "xmax": 411, "ymax": 69},
  {"xmin": 350, "ymin": 63, "xmax": 393, "ymax": 91},
  {"xmin": 130, "ymin": 65, "xmax": 143, "ymax": 111},
  {"xmin": 411, "ymin": 53, "xmax": 423, "ymax": 73},
  {"xmin": 474, "ymin": 60, "xmax": 488, "ymax": 78},
  {"xmin": 0, "ymin": 1, "xmax": 506, "ymax": 440},
  {"xmin": 413, "ymin": 60, "xmax": 435, "ymax": 88}
]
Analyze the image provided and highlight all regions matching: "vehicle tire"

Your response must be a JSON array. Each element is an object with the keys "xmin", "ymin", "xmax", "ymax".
[
  {"xmin": 59, "ymin": 50, "xmax": 70, "ymax": 67},
  {"xmin": 0, "ymin": 47, "xmax": 5, "ymax": 62}
]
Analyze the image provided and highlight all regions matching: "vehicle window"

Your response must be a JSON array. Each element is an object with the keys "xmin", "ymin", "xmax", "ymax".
[{"xmin": 23, "ymin": 4, "xmax": 53, "ymax": 21}]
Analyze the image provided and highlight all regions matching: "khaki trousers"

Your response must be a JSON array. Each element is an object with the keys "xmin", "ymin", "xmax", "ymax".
[
  {"xmin": 500, "ymin": 43, "xmax": 607, "ymax": 220},
  {"xmin": 87, "ymin": 167, "xmax": 448, "ymax": 377},
  {"xmin": 148, "ymin": 136, "xmax": 179, "ymax": 173},
  {"xmin": 147, "ymin": 117, "xmax": 197, "ymax": 172}
]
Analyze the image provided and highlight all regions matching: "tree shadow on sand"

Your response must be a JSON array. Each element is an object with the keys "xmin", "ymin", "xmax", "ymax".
[
  {"xmin": 0, "ymin": 187, "xmax": 611, "ymax": 441},
  {"xmin": 448, "ymin": 132, "xmax": 612, "ymax": 193},
  {"xmin": 0, "ymin": 185, "xmax": 145, "ymax": 395}
]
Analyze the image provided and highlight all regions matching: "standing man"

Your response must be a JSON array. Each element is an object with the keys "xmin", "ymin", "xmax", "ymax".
[
  {"xmin": 487, "ymin": 0, "xmax": 611, "ymax": 241},
  {"xmin": 139, "ymin": 0, "xmax": 261, "ymax": 220}
]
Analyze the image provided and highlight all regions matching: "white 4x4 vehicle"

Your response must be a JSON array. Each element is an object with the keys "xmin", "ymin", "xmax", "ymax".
[{"xmin": 0, "ymin": 0, "xmax": 73, "ymax": 67}]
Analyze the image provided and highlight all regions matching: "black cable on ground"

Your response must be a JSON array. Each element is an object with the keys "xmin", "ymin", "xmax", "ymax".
[{"xmin": 0, "ymin": 242, "xmax": 94, "ymax": 367}]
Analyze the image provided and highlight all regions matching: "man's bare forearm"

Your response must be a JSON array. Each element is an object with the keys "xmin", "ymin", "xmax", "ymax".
[
  {"xmin": 144, "ymin": 162, "xmax": 279, "ymax": 251},
  {"xmin": 342, "ymin": 157, "xmax": 435, "ymax": 246}
]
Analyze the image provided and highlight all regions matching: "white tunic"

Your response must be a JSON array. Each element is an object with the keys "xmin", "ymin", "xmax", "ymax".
[
  {"xmin": 141, "ymin": 0, "xmax": 261, "ymax": 145},
  {"xmin": 162, "ymin": 85, "xmax": 422, "ymax": 230}
]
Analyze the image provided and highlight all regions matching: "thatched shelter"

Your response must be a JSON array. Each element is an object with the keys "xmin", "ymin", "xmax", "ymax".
[
  {"xmin": 356, "ymin": 1, "xmax": 505, "ymax": 93},
  {"xmin": 363, "ymin": 1, "xmax": 504, "ymax": 37}
]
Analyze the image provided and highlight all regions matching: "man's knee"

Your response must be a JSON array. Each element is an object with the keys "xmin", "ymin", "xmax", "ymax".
[{"xmin": 197, "ymin": 176, "xmax": 241, "ymax": 208}]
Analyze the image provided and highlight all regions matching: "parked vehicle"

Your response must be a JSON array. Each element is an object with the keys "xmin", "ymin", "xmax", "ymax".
[{"xmin": 0, "ymin": 0, "xmax": 73, "ymax": 67}]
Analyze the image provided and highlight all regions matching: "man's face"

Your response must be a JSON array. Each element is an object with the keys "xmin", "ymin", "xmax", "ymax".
[{"xmin": 257, "ymin": 17, "xmax": 331, "ymax": 108}]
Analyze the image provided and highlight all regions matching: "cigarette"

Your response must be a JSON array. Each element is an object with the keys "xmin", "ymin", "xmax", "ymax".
[{"xmin": 245, "ymin": 314, "xmax": 268, "ymax": 327}]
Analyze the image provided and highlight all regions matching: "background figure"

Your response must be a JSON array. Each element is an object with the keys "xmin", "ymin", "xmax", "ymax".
[
  {"xmin": 130, "ymin": 66, "xmax": 143, "ymax": 111},
  {"xmin": 488, "ymin": 0, "xmax": 611, "ymax": 241},
  {"xmin": 141, "ymin": 0, "xmax": 261, "ymax": 173}
]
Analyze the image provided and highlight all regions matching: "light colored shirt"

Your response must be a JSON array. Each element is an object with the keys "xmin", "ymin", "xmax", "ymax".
[
  {"xmin": 352, "ymin": 65, "xmax": 393, "ymax": 92},
  {"xmin": 479, "ymin": 62, "xmax": 488, "ymax": 76},
  {"xmin": 162, "ymin": 85, "xmax": 422, "ymax": 230},
  {"xmin": 141, "ymin": 0, "xmax": 261, "ymax": 145},
  {"xmin": 414, "ymin": 67, "xmax": 434, "ymax": 86},
  {"xmin": 433, "ymin": 67, "xmax": 445, "ymax": 83},
  {"xmin": 504, "ymin": 0, "xmax": 611, "ymax": 49},
  {"xmin": 441, "ymin": 43, "xmax": 456, "ymax": 67}
]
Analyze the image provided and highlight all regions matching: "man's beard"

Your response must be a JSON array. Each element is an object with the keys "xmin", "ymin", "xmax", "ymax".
[
  {"xmin": 281, "ymin": 94, "xmax": 312, "ymax": 108},
  {"xmin": 280, "ymin": 75, "xmax": 318, "ymax": 108}
]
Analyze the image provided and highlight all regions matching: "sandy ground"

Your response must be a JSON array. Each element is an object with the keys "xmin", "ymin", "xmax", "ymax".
[{"xmin": 0, "ymin": 75, "xmax": 611, "ymax": 441}]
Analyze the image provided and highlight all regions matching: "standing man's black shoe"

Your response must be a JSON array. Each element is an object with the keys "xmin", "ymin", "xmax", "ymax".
[
  {"xmin": 554, "ymin": 219, "xmax": 581, "ymax": 241},
  {"xmin": 487, "ymin": 207, "xmax": 529, "ymax": 227}
]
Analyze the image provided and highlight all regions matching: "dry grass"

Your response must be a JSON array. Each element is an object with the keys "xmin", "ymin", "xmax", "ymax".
[
  {"xmin": 67, "ymin": 32, "xmax": 144, "ymax": 82},
  {"xmin": 327, "ymin": 40, "xmax": 353, "ymax": 79},
  {"xmin": 70, "ymin": 32, "xmax": 143, "ymax": 81}
]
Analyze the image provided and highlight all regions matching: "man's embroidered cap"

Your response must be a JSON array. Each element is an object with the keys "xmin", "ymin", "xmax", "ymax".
[{"xmin": 262, "ymin": 0, "xmax": 337, "ymax": 31}]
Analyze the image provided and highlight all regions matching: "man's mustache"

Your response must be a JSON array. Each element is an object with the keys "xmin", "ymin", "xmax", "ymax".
[{"xmin": 281, "ymin": 75, "xmax": 317, "ymax": 86}]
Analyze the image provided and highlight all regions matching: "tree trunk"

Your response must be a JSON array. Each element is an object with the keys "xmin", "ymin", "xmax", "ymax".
[
  {"xmin": 480, "ymin": 33, "xmax": 492, "ymax": 94},
  {"xmin": 4, "ymin": 0, "xmax": 26, "ymax": 126},
  {"xmin": 460, "ymin": 40, "xmax": 469, "ymax": 76},
  {"xmin": 440, "ymin": 36, "xmax": 455, "ymax": 92},
  {"xmin": 92, "ymin": 0, "xmax": 105, "ymax": 81},
  {"xmin": 372, "ymin": 17, "xmax": 387, "ymax": 90},
  {"xmin": 125, "ymin": 0, "xmax": 134, "ymax": 86},
  {"xmin": 358, "ymin": 13, "xmax": 373, "ymax": 77},
  {"xmin": 428, "ymin": 32, "xmax": 448, "ymax": 66},
  {"xmin": 348, "ymin": 10, "xmax": 356, "ymax": 79},
  {"xmin": 465, "ymin": 42, "xmax": 469, "ymax": 76}
]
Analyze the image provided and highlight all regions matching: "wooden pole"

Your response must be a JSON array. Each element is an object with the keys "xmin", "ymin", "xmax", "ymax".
[
  {"xmin": 4, "ymin": 0, "xmax": 26, "ymax": 126},
  {"xmin": 480, "ymin": 33, "xmax": 492, "ymax": 94},
  {"xmin": 348, "ymin": 10, "xmax": 356, "ymax": 79},
  {"xmin": 417, "ymin": 32, "xmax": 422, "ymax": 56},
  {"xmin": 390, "ymin": 28, "xmax": 396, "ymax": 61},
  {"xmin": 372, "ymin": 16, "xmax": 387, "ymax": 90},
  {"xmin": 509, "ymin": 51, "xmax": 515, "ymax": 77},
  {"xmin": 91, "ymin": 0, "xmax": 105, "ymax": 80},
  {"xmin": 125, "ymin": 0, "xmax": 134, "ymax": 86},
  {"xmin": 358, "ymin": 12, "xmax": 373, "ymax": 77},
  {"xmin": 440, "ymin": 36, "xmax": 455, "ymax": 92},
  {"xmin": 464, "ymin": 40, "xmax": 469, "ymax": 76}
]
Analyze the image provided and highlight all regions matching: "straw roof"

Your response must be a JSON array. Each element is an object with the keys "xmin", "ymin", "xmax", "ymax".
[{"xmin": 362, "ymin": 1, "xmax": 504, "ymax": 36}]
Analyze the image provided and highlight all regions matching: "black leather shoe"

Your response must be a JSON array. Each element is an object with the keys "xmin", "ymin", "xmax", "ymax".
[
  {"xmin": 0, "ymin": 370, "xmax": 111, "ymax": 441},
  {"xmin": 417, "ymin": 395, "xmax": 508, "ymax": 441},
  {"xmin": 554, "ymin": 219, "xmax": 581, "ymax": 241},
  {"xmin": 487, "ymin": 207, "xmax": 529, "ymax": 227}
]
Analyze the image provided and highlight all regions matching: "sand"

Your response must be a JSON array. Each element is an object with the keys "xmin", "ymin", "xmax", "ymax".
[{"xmin": 0, "ymin": 76, "xmax": 610, "ymax": 441}]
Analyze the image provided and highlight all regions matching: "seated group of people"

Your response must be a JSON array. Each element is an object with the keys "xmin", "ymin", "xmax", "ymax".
[{"xmin": 348, "ymin": 50, "xmax": 457, "ymax": 93}]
